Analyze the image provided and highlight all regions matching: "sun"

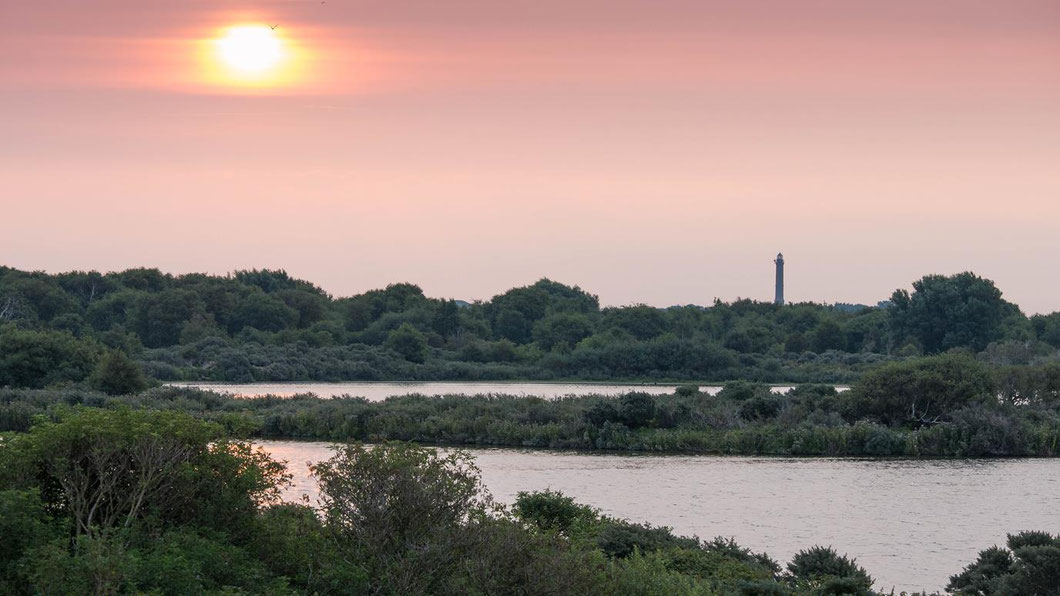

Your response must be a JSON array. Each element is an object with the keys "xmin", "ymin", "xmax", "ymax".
[{"xmin": 215, "ymin": 25, "xmax": 285, "ymax": 74}]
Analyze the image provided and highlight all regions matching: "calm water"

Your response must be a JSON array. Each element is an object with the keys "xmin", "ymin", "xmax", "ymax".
[
  {"xmin": 168, "ymin": 381, "xmax": 826, "ymax": 400},
  {"xmin": 259, "ymin": 440, "xmax": 1059, "ymax": 594}
]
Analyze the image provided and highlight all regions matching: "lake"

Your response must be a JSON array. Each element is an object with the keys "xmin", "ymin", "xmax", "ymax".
[
  {"xmin": 259, "ymin": 440, "xmax": 1059, "ymax": 594},
  {"xmin": 167, "ymin": 381, "xmax": 839, "ymax": 400}
]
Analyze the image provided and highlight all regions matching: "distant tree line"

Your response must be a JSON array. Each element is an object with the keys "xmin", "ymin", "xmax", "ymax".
[{"xmin": 2, "ymin": 265, "xmax": 1057, "ymax": 386}]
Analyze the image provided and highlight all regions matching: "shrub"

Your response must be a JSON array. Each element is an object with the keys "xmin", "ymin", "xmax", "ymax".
[{"xmin": 786, "ymin": 546, "xmax": 873, "ymax": 593}]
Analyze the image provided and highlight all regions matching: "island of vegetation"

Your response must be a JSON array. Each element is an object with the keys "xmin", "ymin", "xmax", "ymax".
[{"xmin": 1, "ymin": 409, "xmax": 1056, "ymax": 595}]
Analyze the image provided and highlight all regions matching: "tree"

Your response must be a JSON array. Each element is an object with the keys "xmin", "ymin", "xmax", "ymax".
[
  {"xmin": 787, "ymin": 546, "xmax": 874, "ymax": 594},
  {"xmin": 0, "ymin": 275, "xmax": 78, "ymax": 322},
  {"xmin": 889, "ymin": 272, "xmax": 1017, "ymax": 353},
  {"xmin": 278, "ymin": 289, "xmax": 328, "ymax": 329},
  {"xmin": 533, "ymin": 312, "xmax": 593, "ymax": 351},
  {"xmin": 811, "ymin": 320, "xmax": 846, "ymax": 352},
  {"xmin": 0, "ymin": 327, "xmax": 100, "ymax": 388},
  {"xmin": 842, "ymin": 354, "xmax": 995, "ymax": 426},
  {"xmin": 131, "ymin": 289, "xmax": 204, "ymax": 348},
  {"xmin": 112, "ymin": 267, "xmax": 170, "ymax": 292},
  {"xmin": 1031, "ymin": 312, "xmax": 1060, "ymax": 349},
  {"xmin": 0, "ymin": 409, "xmax": 287, "ymax": 540},
  {"xmin": 432, "ymin": 299, "xmax": 461, "ymax": 338},
  {"xmin": 312, "ymin": 442, "xmax": 492, "ymax": 594},
  {"xmin": 90, "ymin": 350, "xmax": 149, "ymax": 395},
  {"xmin": 494, "ymin": 309, "xmax": 533, "ymax": 344},
  {"xmin": 385, "ymin": 322, "xmax": 428, "ymax": 363},
  {"xmin": 949, "ymin": 531, "xmax": 1060, "ymax": 595},
  {"xmin": 56, "ymin": 270, "xmax": 116, "ymax": 308},
  {"xmin": 229, "ymin": 291, "xmax": 298, "ymax": 334},
  {"xmin": 617, "ymin": 392, "xmax": 655, "ymax": 428},
  {"xmin": 488, "ymin": 284, "xmax": 551, "ymax": 341},
  {"xmin": 529, "ymin": 279, "xmax": 599, "ymax": 313},
  {"xmin": 513, "ymin": 489, "xmax": 595, "ymax": 535},
  {"xmin": 603, "ymin": 305, "xmax": 668, "ymax": 341},
  {"xmin": 234, "ymin": 268, "xmax": 322, "ymax": 294}
]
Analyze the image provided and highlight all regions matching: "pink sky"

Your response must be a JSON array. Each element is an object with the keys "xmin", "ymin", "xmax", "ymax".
[{"xmin": 2, "ymin": 1, "xmax": 1059, "ymax": 312}]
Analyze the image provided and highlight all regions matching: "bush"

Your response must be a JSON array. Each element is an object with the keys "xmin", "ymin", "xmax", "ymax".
[
  {"xmin": 786, "ymin": 546, "xmax": 873, "ymax": 593},
  {"xmin": 90, "ymin": 350, "xmax": 149, "ymax": 395},
  {"xmin": 949, "ymin": 531, "xmax": 1060, "ymax": 595},
  {"xmin": 385, "ymin": 322, "xmax": 429, "ymax": 363},
  {"xmin": 0, "ymin": 327, "xmax": 100, "ymax": 388},
  {"xmin": 514, "ymin": 489, "xmax": 595, "ymax": 534},
  {"xmin": 842, "ymin": 353, "xmax": 995, "ymax": 426},
  {"xmin": 312, "ymin": 442, "xmax": 492, "ymax": 594}
]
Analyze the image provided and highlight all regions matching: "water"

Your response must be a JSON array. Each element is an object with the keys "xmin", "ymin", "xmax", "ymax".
[
  {"xmin": 259, "ymin": 440, "xmax": 1060, "ymax": 594},
  {"xmin": 167, "ymin": 381, "xmax": 832, "ymax": 400}
]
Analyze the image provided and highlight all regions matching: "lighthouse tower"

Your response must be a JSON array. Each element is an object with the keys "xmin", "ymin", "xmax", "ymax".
[{"xmin": 774, "ymin": 253, "xmax": 785, "ymax": 305}]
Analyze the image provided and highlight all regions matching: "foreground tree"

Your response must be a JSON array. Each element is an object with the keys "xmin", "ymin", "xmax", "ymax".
[
  {"xmin": 312, "ymin": 443, "xmax": 496, "ymax": 594},
  {"xmin": 786, "ymin": 546, "xmax": 874, "ymax": 594},
  {"xmin": 0, "ymin": 409, "xmax": 287, "ymax": 540},
  {"xmin": 0, "ymin": 409, "xmax": 291, "ymax": 594},
  {"xmin": 949, "ymin": 531, "xmax": 1060, "ymax": 595}
]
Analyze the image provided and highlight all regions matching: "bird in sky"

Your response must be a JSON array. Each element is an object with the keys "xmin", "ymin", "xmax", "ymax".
[{"xmin": 269, "ymin": 24, "xmax": 279, "ymax": 30}]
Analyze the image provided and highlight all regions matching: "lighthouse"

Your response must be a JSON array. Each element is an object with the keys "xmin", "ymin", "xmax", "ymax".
[{"xmin": 774, "ymin": 253, "xmax": 785, "ymax": 305}]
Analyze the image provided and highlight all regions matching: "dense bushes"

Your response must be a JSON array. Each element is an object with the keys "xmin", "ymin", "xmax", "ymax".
[
  {"xmin": 948, "ymin": 531, "xmax": 1060, "ymax": 595},
  {"xmin": 4, "ymin": 354, "xmax": 1059, "ymax": 457},
  {"xmin": 0, "ymin": 326, "xmax": 100, "ymax": 388},
  {"xmin": 1, "ymin": 409, "xmax": 1054, "ymax": 594},
  {"xmin": 0, "ymin": 410, "xmax": 875, "ymax": 595},
  {"xmin": 842, "ymin": 353, "xmax": 996, "ymax": 426}
]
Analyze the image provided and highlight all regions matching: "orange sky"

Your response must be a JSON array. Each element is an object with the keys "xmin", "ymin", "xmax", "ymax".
[{"xmin": 2, "ymin": 1, "xmax": 1059, "ymax": 311}]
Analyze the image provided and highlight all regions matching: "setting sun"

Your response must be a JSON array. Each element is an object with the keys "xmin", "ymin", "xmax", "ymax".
[
  {"xmin": 199, "ymin": 23, "xmax": 307, "ymax": 89},
  {"xmin": 217, "ymin": 25, "xmax": 284, "ymax": 73}
]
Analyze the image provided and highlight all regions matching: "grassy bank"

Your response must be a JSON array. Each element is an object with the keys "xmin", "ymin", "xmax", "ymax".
[{"xmin": 4, "ymin": 374, "xmax": 1059, "ymax": 458}]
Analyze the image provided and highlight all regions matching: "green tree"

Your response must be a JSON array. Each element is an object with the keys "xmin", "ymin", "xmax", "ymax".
[
  {"xmin": 312, "ymin": 442, "xmax": 493, "ymax": 594},
  {"xmin": 229, "ymin": 291, "xmax": 298, "ymax": 333},
  {"xmin": 949, "ymin": 531, "xmax": 1060, "ymax": 595},
  {"xmin": 811, "ymin": 320, "xmax": 846, "ymax": 352},
  {"xmin": 0, "ymin": 409, "xmax": 288, "ymax": 541},
  {"xmin": 533, "ymin": 312, "xmax": 593, "ymax": 351},
  {"xmin": 617, "ymin": 392, "xmax": 656, "ymax": 428},
  {"xmin": 603, "ymin": 305, "xmax": 669, "ymax": 341},
  {"xmin": 385, "ymin": 322, "xmax": 428, "ymax": 363},
  {"xmin": 1031, "ymin": 312, "xmax": 1060, "ymax": 349},
  {"xmin": 0, "ymin": 327, "xmax": 100, "ymax": 388},
  {"xmin": 889, "ymin": 272, "xmax": 1018, "ymax": 353},
  {"xmin": 0, "ymin": 275, "xmax": 79, "ymax": 322},
  {"xmin": 0, "ymin": 489, "xmax": 58, "ymax": 592},
  {"xmin": 513, "ymin": 489, "xmax": 596, "ymax": 535},
  {"xmin": 495, "ymin": 309, "xmax": 533, "ymax": 343},
  {"xmin": 278, "ymin": 289, "xmax": 329, "ymax": 329},
  {"xmin": 842, "ymin": 353, "xmax": 995, "ymax": 426},
  {"xmin": 432, "ymin": 299, "xmax": 461, "ymax": 339},
  {"xmin": 90, "ymin": 350, "xmax": 150, "ymax": 395},
  {"xmin": 131, "ymin": 289, "xmax": 204, "ymax": 348},
  {"xmin": 112, "ymin": 267, "xmax": 170, "ymax": 292},
  {"xmin": 786, "ymin": 546, "xmax": 873, "ymax": 594}
]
